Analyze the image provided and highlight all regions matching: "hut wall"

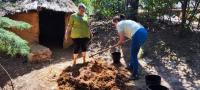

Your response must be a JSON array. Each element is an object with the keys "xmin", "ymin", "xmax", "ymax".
[
  {"xmin": 8, "ymin": 11, "xmax": 74, "ymax": 48},
  {"xmin": 8, "ymin": 11, "xmax": 39, "ymax": 44},
  {"xmin": 63, "ymin": 13, "xmax": 73, "ymax": 48}
]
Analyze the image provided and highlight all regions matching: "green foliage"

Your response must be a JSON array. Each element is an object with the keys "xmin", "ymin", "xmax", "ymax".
[
  {"xmin": 0, "ymin": 17, "xmax": 31, "ymax": 57},
  {"xmin": 0, "ymin": 28, "xmax": 30, "ymax": 56},
  {"xmin": 141, "ymin": 0, "xmax": 179, "ymax": 18},
  {"xmin": 0, "ymin": 17, "xmax": 31, "ymax": 30},
  {"xmin": 73, "ymin": 0, "xmax": 125, "ymax": 19},
  {"xmin": 71, "ymin": 0, "xmax": 200, "ymax": 29},
  {"xmin": 93, "ymin": 0, "xmax": 125, "ymax": 19}
]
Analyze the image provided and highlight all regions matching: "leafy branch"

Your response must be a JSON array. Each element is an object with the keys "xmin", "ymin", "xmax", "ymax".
[{"xmin": 0, "ymin": 17, "xmax": 31, "ymax": 57}]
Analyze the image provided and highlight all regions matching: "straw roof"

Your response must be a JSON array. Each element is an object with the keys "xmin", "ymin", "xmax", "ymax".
[{"xmin": 0, "ymin": 0, "xmax": 78, "ymax": 16}]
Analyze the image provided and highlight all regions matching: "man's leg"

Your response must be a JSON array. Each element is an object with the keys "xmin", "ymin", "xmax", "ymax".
[
  {"xmin": 73, "ymin": 53, "xmax": 78, "ymax": 65},
  {"xmin": 130, "ymin": 28, "xmax": 148, "ymax": 79},
  {"xmin": 72, "ymin": 39, "xmax": 80, "ymax": 65},
  {"xmin": 81, "ymin": 38, "xmax": 90, "ymax": 63},
  {"xmin": 130, "ymin": 38, "xmax": 140, "ymax": 77},
  {"xmin": 82, "ymin": 52, "xmax": 86, "ymax": 63}
]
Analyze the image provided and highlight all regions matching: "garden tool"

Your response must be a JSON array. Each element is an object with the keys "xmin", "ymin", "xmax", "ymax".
[{"xmin": 89, "ymin": 39, "xmax": 130, "ymax": 58}]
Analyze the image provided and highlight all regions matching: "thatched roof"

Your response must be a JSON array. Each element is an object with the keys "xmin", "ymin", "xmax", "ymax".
[{"xmin": 0, "ymin": 0, "xmax": 78, "ymax": 16}]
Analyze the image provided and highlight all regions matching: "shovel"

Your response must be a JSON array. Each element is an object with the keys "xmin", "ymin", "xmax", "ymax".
[{"xmin": 89, "ymin": 39, "xmax": 130, "ymax": 58}]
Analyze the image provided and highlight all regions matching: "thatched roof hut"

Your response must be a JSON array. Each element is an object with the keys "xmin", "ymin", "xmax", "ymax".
[{"xmin": 0, "ymin": 0, "xmax": 78, "ymax": 48}]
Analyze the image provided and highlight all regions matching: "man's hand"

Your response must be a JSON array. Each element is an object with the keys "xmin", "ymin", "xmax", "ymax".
[
  {"xmin": 65, "ymin": 25, "xmax": 72, "ymax": 41},
  {"xmin": 115, "ymin": 39, "xmax": 130, "ymax": 47},
  {"xmin": 65, "ymin": 36, "xmax": 68, "ymax": 41}
]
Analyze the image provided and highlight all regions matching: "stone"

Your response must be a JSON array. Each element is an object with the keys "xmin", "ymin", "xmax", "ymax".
[{"xmin": 28, "ymin": 44, "xmax": 52, "ymax": 63}]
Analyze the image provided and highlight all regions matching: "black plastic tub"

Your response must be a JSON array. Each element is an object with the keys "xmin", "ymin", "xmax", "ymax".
[
  {"xmin": 145, "ymin": 75, "xmax": 161, "ymax": 86},
  {"xmin": 147, "ymin": 85, "xmax": 169, "ymax": 90},
  {"xmin": 111, "ymin": 52, "xmax": 121, "ymax": 63}
]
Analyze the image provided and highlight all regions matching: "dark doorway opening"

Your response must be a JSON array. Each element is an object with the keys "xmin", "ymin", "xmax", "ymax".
[{"xmin": 39, "ymin": 9, "xmax": 65, "ymax": 48}]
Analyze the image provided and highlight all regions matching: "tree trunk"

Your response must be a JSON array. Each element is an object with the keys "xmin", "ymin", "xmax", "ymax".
[
  {"xmin": 181, "ymin": 0, "xmax": 189, "ymax": 28},
  {"xmin": 126, "ymin": 0, "xmax": 139, "ymax": 21},
  {"xmin": 179, "ymin": 0, "xmax": 190, "ymax": 37}
]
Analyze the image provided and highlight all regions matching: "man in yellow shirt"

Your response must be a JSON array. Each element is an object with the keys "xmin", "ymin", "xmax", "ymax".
[{"xmin": 66, "ymin": 3, "xmax": 91, "ymax": 65}]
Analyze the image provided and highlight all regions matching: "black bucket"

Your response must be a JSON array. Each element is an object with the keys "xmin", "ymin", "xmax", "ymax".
[
  {"xmin": 145, "ymin": 75, "xmax": 161, "ymax": 86},
  {"xmin": 111, "ymin": 52, "xmax": 121, "ymax": 63},
  {"xmin": 147, "ymin": 85, "xmax": 169, "ymax": 90}
]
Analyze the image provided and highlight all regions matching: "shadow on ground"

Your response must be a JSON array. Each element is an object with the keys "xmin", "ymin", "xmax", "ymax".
[
  {"xmin": 0, "ymin": 48, "xmax": 73, "ymax": 88},
  {"xmin": 133, "ymin": 22, "xmax": 200, "ymax": 90}
]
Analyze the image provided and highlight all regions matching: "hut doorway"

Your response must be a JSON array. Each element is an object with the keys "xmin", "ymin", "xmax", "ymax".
[{"xmin": 39, "ymin": 9, "xmax": 65, "ymax": 48}]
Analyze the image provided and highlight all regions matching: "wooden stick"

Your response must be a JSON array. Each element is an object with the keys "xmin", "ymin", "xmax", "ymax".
[
  {"xmin": 89, "ymin": 39, "xmax": 130, "ymax": 58},
  {"xmin": 0, "ymin": 63, "xmax": 14, "ymax": 90},
  {"xmin": 89, "ymin": 45, "xmax": 116, "ymax": 58}
]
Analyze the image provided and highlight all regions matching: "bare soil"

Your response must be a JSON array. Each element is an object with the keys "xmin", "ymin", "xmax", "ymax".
[
  {"xmin": 0, "ymin": 20, "xmax": 200, "ymax": 90},
  {"xmin": 57, "ymin": 60, "xmax": 137, "ymax": 90}
]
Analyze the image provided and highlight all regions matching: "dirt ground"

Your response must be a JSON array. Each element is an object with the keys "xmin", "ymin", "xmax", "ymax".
[
  {"xmin": 57, "ymin": 60, "xmax": 137, "ymax": 90},
  {"xmin": 0, "ymin": 48, "xmax": 74, "ymax": 90},
  {"xmin": 0, "ymin": 20, "xmax": 200, "ymax": 90}
]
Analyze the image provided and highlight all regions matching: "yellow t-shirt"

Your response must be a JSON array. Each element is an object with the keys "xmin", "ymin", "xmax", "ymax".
[{"xmin": 68, "ymin": 13, "xmax": 90, "ymax": 38}]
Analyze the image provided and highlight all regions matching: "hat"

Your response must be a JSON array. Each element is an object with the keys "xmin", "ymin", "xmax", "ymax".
[{"xmin": 78, "ymin": 3, "xmax": 86, "ymax": 9}]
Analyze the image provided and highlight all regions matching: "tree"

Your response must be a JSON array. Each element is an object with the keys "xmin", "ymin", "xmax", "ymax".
[
  {"xmin": 181, "ymin": 0, "xmax": 190, "ymax": 28},
  {"xmin": 0, "ymin": 17, "xmax": 31, "ymax": 57},
  {"xmin": 73, "ymin": 0, "xmax": 125, "ymax": 19},
  {"xmin": 125, "ymin": 0, "xmax": 139, "ymax": 20}
]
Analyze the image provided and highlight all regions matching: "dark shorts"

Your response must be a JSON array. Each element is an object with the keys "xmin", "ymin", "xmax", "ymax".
[{"xmin": 72, "ymin": 38, "xmax": 90, "ymax": 54}]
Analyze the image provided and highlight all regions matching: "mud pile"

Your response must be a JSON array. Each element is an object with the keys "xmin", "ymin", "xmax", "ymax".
[{"xmin": 57, "ymin": 60, "xmax": 134, "ymax": 90}]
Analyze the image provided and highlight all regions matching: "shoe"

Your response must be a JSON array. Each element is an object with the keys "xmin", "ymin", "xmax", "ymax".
[{"xmin": 129, "ymin": 75, "xmax": 140, "ymax": 80}]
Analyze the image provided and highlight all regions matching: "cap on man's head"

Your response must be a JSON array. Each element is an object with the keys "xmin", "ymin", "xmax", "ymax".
[{"xmin": 78, "ymin": 3, "xmax": 86, "ymax": 9}]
